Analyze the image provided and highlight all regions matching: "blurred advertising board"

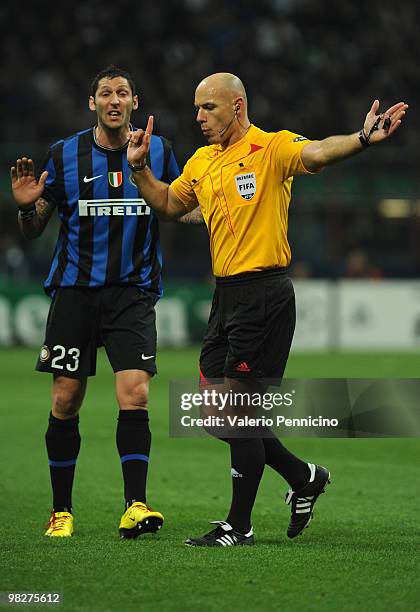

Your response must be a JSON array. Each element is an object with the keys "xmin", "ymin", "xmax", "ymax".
[{"xmin": 1, "ymin": 278, "xmax": 420, "ymax": 350}]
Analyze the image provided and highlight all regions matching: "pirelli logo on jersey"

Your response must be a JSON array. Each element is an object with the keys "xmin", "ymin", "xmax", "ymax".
[{"xmin": 78, "ymin": 198, "xmax": 151, "ymax": 217}]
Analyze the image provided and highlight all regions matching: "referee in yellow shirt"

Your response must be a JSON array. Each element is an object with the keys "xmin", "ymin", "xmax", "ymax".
[{"xmin": 127, "ymin": 73, "xmax": 407, "ymax": 547}]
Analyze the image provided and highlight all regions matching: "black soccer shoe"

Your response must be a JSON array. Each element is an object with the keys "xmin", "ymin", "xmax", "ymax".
[
  {"xmin": 185, "ymin": 521, "xmax": 254, "ymax": 547},
  {"xmin": 285, "ymin": 463, "xmax": 331, "ymax": 539}
]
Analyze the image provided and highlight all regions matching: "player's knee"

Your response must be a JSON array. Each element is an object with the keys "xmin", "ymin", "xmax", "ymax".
[
  {"xmin": 117, "ymin": 381, "xmax": 149, "ymax": 409},
  {"xmin": 52, "ymin": 378, "xmax": 85, "ymax": 417}
]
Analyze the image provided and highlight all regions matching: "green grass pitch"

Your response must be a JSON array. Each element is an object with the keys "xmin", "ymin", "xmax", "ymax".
[{"xmin": 0, "ymin": 348, "xmax": 419, "ymax": 612}]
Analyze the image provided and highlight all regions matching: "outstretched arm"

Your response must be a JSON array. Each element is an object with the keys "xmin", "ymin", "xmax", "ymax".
[
  {"xmin": 127, "ymin": 116, "xmax": 190, "ymax": 221},
  {"xmin": 10, "ymin": 157, "xmax": 55, "ymax": 239},
  {"xmin": 302, "ymin": 100, "xmax": 408, "ymax": 172}
]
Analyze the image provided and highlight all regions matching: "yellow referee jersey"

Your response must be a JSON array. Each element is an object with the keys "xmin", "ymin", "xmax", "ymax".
[{"xmin": 171, "ymin": 124, "xmax": 315, "ymax": 277}]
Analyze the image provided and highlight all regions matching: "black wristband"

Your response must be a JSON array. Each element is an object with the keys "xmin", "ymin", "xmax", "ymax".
[
  {"xmin": 360, "ymin": 115, "xmax": 384, "ymax": 148},
  {"xmin": 128, "ymin": 160, "xmax": 147, "ymax": 172},
  {"xmin": 18, "ymin": 204, "xmax": 36, "ymax": 220},
  {"xmin": 358, "ymin": 129, "xmax": 370, "ymax": 148}
]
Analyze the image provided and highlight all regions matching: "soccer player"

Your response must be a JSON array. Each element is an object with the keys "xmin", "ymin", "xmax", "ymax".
[
  {"xmin": 10, "ymin": 65, "xmax": 196, "ymax": 539},
  {"xmin": 126, "ymin": 73, "xmax": 407, "ymax": 546}
]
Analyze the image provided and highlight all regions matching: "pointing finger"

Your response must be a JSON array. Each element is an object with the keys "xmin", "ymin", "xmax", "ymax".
[{"xmin": 145, "ymin": 115, "xmax": 154, "ymax": 137}]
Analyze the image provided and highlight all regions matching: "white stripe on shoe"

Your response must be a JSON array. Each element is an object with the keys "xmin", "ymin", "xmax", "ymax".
[
  {"xmin": 219, "ymin": 533, "xmax": 240, "ymax": 546},
  {"xmin": 308, "ymin": 463, "xmax": 316, "ymax": 483}
]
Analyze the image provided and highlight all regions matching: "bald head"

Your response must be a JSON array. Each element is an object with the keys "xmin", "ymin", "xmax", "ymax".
[
  {"xmin": 194, "ymin": 72, "xmax": 250, "ymax": 146},
  {"xmin": 196, "ymin": 72, "xmax": 247, "ymax": 105}
]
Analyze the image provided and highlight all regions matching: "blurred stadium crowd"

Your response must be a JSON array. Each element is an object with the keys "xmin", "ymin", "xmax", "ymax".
[{"xmin": 1, "ymin": 0, "xmax": 419, "ymax": 281}]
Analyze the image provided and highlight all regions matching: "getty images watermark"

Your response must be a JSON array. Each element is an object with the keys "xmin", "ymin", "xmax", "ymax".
[
  {"xmin": 169, "ymin": 379, "xmax": 420, "ymax": 438},
  {"xmin": 178, "ymin": 388, "xmax": 338, "ymax": 430}
]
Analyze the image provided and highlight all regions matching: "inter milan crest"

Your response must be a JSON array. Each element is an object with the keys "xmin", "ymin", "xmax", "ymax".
[
  {"xmin": 108, "ymin": 171, "xmax": 123, "ymax": 188},
  {"xmin": 234, "ymin": 172, "xmax": 256, "ymax": 200},
  {"xmin": 39, "ymin": 345, "xmax": 50, "ymax": 362}
]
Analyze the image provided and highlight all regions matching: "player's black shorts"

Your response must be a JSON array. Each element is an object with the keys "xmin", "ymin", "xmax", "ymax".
[
  {"xmin": 200, "ymin": 268, "xmax": 295, "ymax": 381},
  {"xmin": 36, "ymin": 286, "xmax": 157, "ymax": 378}
]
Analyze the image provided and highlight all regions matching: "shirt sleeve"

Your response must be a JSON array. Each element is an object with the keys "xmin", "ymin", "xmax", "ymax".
[
  {"xmin": 40, "ymin": 148, "xmax": 62, "ymax": 205},
  {"xmin": 167, "ymin": 147, "xmax": 180, "ymax": 183},
  {"xmin": 160, "ymin": 137, "xmax": 181, "ymax": 183},
  {"xmin": 170, "ymin": 156, "xmax": 199, "ymax": 213},
  {"xmin": 270, "ymin": 130, "xmax": 319, "ymax": 180}
]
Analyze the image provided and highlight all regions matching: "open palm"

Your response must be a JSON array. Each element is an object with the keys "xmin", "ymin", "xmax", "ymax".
[
  {"xmin": 11, "ymin": 157, "xmax": 48, "ymax": 208},
  {"xmin": 363, "ymin": 100, "xmax": 408, "ymax": 144}
]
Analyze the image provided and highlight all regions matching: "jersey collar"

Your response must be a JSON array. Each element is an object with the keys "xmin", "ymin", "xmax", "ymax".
[
  {"xmin": 214, "ymin": 124, "xmax": 255, "ymax": 155},
  {"xmin": 92, "ymin": 124, "xmax": 135, "ymax": 152}
]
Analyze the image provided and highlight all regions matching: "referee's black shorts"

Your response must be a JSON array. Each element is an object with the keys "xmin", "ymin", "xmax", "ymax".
[
  {"xmin": 36, "ymin": 286, "xmax": 157, "ymax": 378},
  {"xmin": 200, "ymin": 268, "xmax": 295, "ymax": 382}
]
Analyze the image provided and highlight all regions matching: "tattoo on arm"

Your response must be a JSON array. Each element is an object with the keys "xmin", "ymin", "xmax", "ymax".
[
  {"xmin": 177, "ymin": 207, "xmax": 204, "ymax": 225},
  {"xmin": 18, "ymin": 198, "xmax": 55, "ymax": 239}
]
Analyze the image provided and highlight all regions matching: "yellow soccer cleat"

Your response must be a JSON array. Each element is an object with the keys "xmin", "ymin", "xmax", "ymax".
[
  {"xmin": 44, "ymin": 511, "xmax": 74, "ymax": 537},
  {"xmin": 119, "ymin": 502, "xmax": 164, "ymax": 539}
]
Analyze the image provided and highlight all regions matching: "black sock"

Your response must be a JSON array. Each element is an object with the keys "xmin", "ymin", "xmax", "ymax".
[
  {"xmin": 225, "ymin": 438, "xmax": 265, "ymax": 534},
  {"xmin": 262, "ymin": 429, "xmax": 309, "ymax": 490},
  {"xmin": 116, "ymin": 409, "xmax": 151, "ymax": 506},
  {"xmin": 45, "ymin": 413, "xmax": 81, "ymax": 512}
]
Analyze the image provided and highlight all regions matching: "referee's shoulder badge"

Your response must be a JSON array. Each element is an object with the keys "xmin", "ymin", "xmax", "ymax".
[
  {"xmin": 234, "ymin": 172, "xmax": 256, "ymax": 201},
  {"xmin": 293, "ymin": 136, "xmax": 308, "ymax": 142},
  {"xmin": 108, "ymin": 171, "xmax": 123, "ymax": 188}
]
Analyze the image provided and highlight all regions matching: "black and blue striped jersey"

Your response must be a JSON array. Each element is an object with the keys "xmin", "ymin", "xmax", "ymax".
[{"xmin": 42, "ymin": 126, "xmax": 179, "ymax": 297}]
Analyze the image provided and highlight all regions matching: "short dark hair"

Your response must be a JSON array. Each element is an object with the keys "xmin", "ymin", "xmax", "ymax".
[{"xmin": 90, "ymin": 65, "xmax": 136, "ymax": 98}]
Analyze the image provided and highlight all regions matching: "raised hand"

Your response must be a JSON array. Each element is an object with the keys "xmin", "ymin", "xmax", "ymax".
[
  {"xmin": 127, "ymin": 115, "xmax": 154, "ymax": 168},
  {"xmin": 363, "ymin": 100, "xmax": 408, "ymax": 144},
  {"xmin": 10, "ymin": 158, "xmax": 48, "ymax": 208}
]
